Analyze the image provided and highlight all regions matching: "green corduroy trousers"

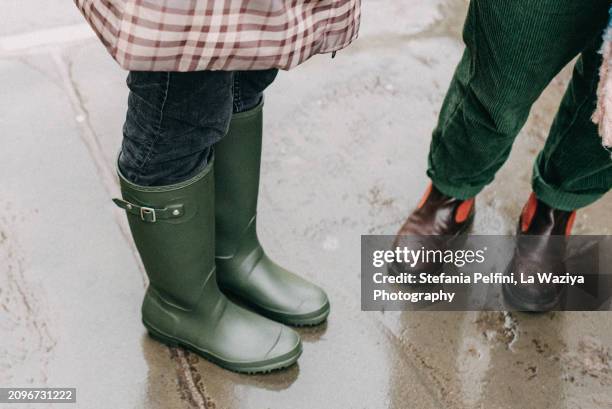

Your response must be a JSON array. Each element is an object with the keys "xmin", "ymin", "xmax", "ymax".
[{"xmin": 427, "ymin": 0, "xmax": 612, "ymax": 211}]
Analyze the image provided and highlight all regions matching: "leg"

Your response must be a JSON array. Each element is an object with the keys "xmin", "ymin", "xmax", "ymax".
[
  {"xmin": 213, "ymin": 69, "xmax": 331, "ymax": 326},
  {"xmin": 505, "ymin": 39, "xmax": 611, "ymax": 312},
  {"xmin": 427, "ymin": 0, "xmax": 610, "ymax": 199},
  {"xmin": 214, "ymin": 70, "xmax": 278, "ymax": 246},
  {"xmin": 533, "ymin": 40, "xmax": 612, "ymax": 210},
  {"xmin": 119, "ymin": 70, "xmax": 233, "ymax": 186}
]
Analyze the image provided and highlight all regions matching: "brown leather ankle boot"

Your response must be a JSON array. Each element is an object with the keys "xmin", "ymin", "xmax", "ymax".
[
  {"xmin": 502, "ymin": 193, "xmax": 577, "ymax": 312},
  {"xmin": 388, "ymin": 183, "xmax": 475, "ymax": 276}
]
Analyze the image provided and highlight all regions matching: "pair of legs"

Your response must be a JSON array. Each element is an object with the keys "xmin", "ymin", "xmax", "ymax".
[
  {"xmin": 428, "ymin": 0, "xmax": 612, "ymax": 210},
  {"xmin": 393, "ymin": 0, "xmax": 612, "ymax": 311},
  {"xmin": 119, "ymin": 69, "xmax": 277, "ymax": 186},
  {"xmin": 115, "ymin": 68, "xmax": 329, "ymax": 373}
]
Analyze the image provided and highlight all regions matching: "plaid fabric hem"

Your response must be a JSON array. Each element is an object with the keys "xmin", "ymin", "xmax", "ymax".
[{"xmin": 75, "ymin": 0, "xmax": 361, "ymax": 71}]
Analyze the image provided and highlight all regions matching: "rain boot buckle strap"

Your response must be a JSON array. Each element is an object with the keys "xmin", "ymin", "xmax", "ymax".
[
  {"xmin": 140, "ymin": 206, "xmax": 156, "ymax": 223},
  {"xmin": 112, "ymin": 198, "xmax": 184, "ymax": 223}
]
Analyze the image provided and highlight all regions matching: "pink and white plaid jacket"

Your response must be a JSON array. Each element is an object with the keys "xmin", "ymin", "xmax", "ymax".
[{"xmin": 75, "ymin": 0, "xmax": 361, "ymax": 72}]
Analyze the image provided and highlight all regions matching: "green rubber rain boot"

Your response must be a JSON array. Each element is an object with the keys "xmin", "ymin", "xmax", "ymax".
[
  {"xmin": 214, "ymin": 101, "xmax": 330, "ymax": 326},
  {"xmin": 113, "ymin": 158, "xmax": 302, "ymax": 373}
]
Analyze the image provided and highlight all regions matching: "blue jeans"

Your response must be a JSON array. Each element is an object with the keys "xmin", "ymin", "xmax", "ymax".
[{"xmin": 118, "ymin": 69, "xmax": 278, "ymax": 186}]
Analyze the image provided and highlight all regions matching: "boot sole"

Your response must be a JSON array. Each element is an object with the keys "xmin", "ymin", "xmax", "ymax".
[{"xmin": 143, "ymin": 320, "xmax": 302, "ymax": 374}]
